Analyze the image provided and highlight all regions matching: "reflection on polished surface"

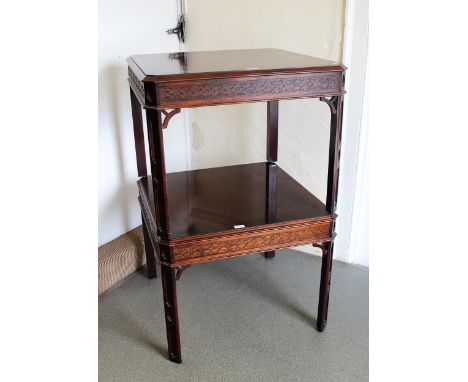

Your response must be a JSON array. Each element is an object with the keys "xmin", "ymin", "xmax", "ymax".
[
  {"xmin": 128, "ymin": 47, "xmax": 345, "ymax": 364},
  {"xmin": 130, "ymin": 49, "xmax": 342, "ymax": 80},
  {"xmin": 168, "ymin": 52, "xmax": 187, "ymax": 72},
  {"xmin": 139, "ymin": 162, "xmax": 328, "ymax": 238}
]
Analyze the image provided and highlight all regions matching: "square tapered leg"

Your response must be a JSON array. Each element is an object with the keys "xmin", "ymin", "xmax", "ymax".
[
  {"xmin": 161, "ymin": 265, "xmax": 182, "ymax": 363},
  {"xmin": 317, "ymin": 241, "xmax": 333, "ymax": 331}
]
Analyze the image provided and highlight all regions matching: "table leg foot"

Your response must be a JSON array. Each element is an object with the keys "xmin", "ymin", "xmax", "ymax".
[
  {"xmin": 317, "ymin": 320, "xmax": 327, "ymax": 332},
  {"xmin": 264, "ymin": 251, "xmax": 275, "ymax": 259},
  {"xmin": 161, "ymin": 265, "xmax": 182, "ymax": 363},
  {"xmin": 142, "ymin": 215, "xmax": 157, "ymax": 279}
]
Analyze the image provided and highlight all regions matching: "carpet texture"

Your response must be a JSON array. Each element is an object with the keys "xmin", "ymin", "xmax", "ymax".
[{"xmin": 99, "ymin": 249, "xmax": 368, "ymax": 381}]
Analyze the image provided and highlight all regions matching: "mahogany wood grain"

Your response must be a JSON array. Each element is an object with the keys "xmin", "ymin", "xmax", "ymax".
[
  {"xmin": 265, "ymin": 101, "xmax": 279, "ymax": 258},
  {"xmin": 129, "ymin": 88, "xmax": 147, "ymax": 177},
  {"xmin": 127, "ymin": 49, "xmax": 346, "ymax": 110},
  {"xmin": 266, "ymin": 101, "xmax": 279, "ymax": 163},
  {"xmin": 128, "ymin": 49, "xmax": 344, "ymax": 82},
  {"xmin": 315, "ymin": 241, "xmax": 334, "ymax": 331},
  {"xmin": 127, "ymin": 49, "xmax": 347, "ymax": 363},
  {"xmin": 138, "ymin": 163, "xmax": 330, "ymax": 239},
  {"xmin": 145, "ymin": 109, "xmax": 171, "ymax": 239},
  {"xmin": 322, "ymin": 96, "xmax": 344, "ymax": 214},
  {"xmin": 166, "ymin": 219, "xmax": 332, "ymax": 266},
  {"xmin": 137, "ymin": 163, "xmax": 334, "ymax": 267},
  {"xmin": 155, "ymin": 72, "xmax": 343, "ymax": 109},
  {"xmin": 161, "ymin": 265, "xmax": 182, "ymax": 363}
]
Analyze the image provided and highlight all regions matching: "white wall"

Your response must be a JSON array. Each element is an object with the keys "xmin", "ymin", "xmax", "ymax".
[
  {"xmin": 98, "ymin": 0, "xmax": 369, "ymax": 266},
  {"xmin": 347, "ymin": 48, "xmax": 368, "ymax": 266},
  {"xmin": 186, "ymin": 0, "xmax": 347, "ymax": 259},
  {"xmin": 334, "ymin": 0, "xmax": 369, "ymax": 265},
  {"xmin": 98, "ymin": 0, "xmax": 190, "ymax": 245}
]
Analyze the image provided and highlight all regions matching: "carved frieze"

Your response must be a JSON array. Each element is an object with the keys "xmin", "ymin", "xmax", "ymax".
[
  {"xmin": 159, "ymin": 72, "xmax": 342, "ymax": 105},
  {"xmin": 172, "ymin": 222, "xmax": 331, "ymax": 260}
]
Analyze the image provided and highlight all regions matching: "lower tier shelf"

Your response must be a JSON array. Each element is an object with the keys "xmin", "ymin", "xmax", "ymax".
[{"xmin": 138, "ymin": 162, "xmax": 334, "ymax": 265}]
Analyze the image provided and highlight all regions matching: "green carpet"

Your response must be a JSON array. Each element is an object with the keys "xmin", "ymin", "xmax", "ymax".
[{"xmin": 99, "ymin": 249, "xmax": 368, "ymax": 381}]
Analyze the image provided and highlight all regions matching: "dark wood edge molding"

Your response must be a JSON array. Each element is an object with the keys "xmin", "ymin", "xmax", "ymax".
[
  {"xmin": 128, "ymin": 67, "xmax": 145, "ymax": 104},
  {"xmin": 164, "ymin": 216, "xmax": 334, "ymax": 244},
  {"xmin": 128, "ymin": 58, "xmax": 346, "ymax": 110},
  {"xmin": 128, "ymin": 79, "xmax": 145, "ymax": 106},
  {"xmin": 127, "ymin": 57, "xmax": 146, "ymax": 80},
  {"xmin": 143, "ymin": 67, "xmax": 347, "ymax": 83},
  {"xmin": 167, "ymin": 216, "xmax": 331, "ymax": 240},
  {"xmin": 127, "ymin": 54, "xmax": 346, "ymax": 84}
]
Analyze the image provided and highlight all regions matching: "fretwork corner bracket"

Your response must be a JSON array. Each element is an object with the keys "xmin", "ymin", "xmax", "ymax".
[
  {"xmin": 161, "ymin": 109, "xmax": 181, "ymax": 129},
  {"xmin": 312, "ymin": 233, "xmax": 337, "ymax": 251},
  {"xmin": 319, "ymin": 96, "xmax": 339, "ymax": 114},
  {"xmin": 175, "ymin": 265, "xmax": 191, "ymax": 281}
]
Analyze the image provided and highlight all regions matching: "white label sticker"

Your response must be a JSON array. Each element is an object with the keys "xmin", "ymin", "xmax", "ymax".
[{"xmin": 233, "ymin": 225, "xmax": 246, "ymax": 229}]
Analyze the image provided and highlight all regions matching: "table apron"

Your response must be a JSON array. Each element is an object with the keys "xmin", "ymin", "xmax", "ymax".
[
  {"xmin": 167, "ymin": 221, "xmax": 333, "ymax": 265},
  {"xmin": 155, "ymin": 72, "xmax": 344, "ymax": 109}
]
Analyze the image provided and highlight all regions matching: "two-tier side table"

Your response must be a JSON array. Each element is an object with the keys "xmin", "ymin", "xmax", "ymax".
[{"xmin": 127, "ymin": 49, "xmax": 346, "ymax": 363}]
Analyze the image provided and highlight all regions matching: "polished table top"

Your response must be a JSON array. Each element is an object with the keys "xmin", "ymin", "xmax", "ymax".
[
  {"xmin": 129, "ymin": 49, "xmax": 344, "ymax": 363},
  {"xmin": 128, "ymin": 48, "xmax": 344, "ymax": 82},
  {"xmin": 139, "ymin": 163, "xmax": 329, "ymax": 239}
]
